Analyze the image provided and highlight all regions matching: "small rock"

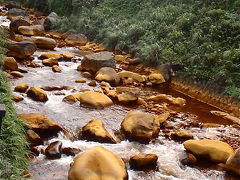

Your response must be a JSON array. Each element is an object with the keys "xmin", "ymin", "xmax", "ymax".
[
  {"xmin": 14, "ymin": 83, "xmax": 29, "ymax": 93},
  {"xmin": 62, "ymin": 53, "xmax": 73, "ymax": 60},
  {"xmin": 88, "ymin": 80, "xmax": 97, "ymax": 87},
  {"xmin": 42, "ymin": 58, "xmax": 58, "ymax": 67},
  {"xmin": 12, "ymin": 94, "xmax": 24, "ymax": 102},
  {"xmin": 148, "ymin": 73, "xmax": 165, "ymax": 85},
  {"xmin": 45, "ymin": 141, "xmax": 62, "ymax": 159},
  {"xmin": 65, "ymin": 34, "xmax": 88, "ymax": 46},
  {"xmin": 40, "ymin": 53, "xmax": 61, "ymax": 60},
  {"xmin": 63, "ymin": 93, "xmax": 82, "ymax": 104},
  {"xmin": 224, "ymin": 147, "xmax": 240, "ymax": 175},
  {"xmin": 81, "ymin": 120, "xmax": 116, "ymax": 143},
  {"xmin": 3, "ymin": 57, "xmax": 18, "ymax": 71},
  {"xmin": 181, "ymin": 153, "xmax": 198, "ymax": 166},
  {"xmin": 52, "ymin": 65, "xmax": 61, "ymax": 72},
  {"xmin": 95, "ymin": 67, "xmax": 120, "ymax": 86},
  {"xmin": 9, "ymin": 71, "xmax": 23, "ymax": 78},
  {"xmin": 81, "ymin": 71, "xmax": 92, "ymax": 78},
  {"xmin": 77, "ymin": 64, "xmax": 83, "ymax": 71},
  {"xmin": 148, "ymin": 94, "xmax": 186, "ymax": 106},
  {"xmin": 32, "ymin": 36, "xmax": 57, "ymax": 50},
  {"xmin": 75, "ymin": 78, "xmax": 86, "ymax": 83},
  {"xmin": 118, "ymin": 71, "xmax": 145, "ymax": 83},
  {"xmin": 26, "ymin": 129, "xmax": 43, "ymax": 146},
  {"xmin": 130, "ymin": 154, "xmax": 158, "ymax": 170},
  {"xmin": 27, "ymin": 87, "xmax": 48, "ymax": 102},
  {"xmin": 170, "ymin": 131, "xmax": 193, "ymax": 141}
]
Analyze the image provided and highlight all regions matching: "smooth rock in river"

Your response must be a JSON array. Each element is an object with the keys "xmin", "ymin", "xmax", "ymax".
[
  {"xmin": 148, "ymin": 94, "xmax": 186, "ymax": 106},
  {"xmin": 3, "ymin": 57, "xmax": 18, "ymax": 71},
  {"xmin": 40, "ymin": 52, "xmax": 62, "ymax": 60},
  {"xmin": 224, "ymin": 147, "xmax": 240, "ymax": 175},
  {"xmin": 19, "ymin": 113, "xmax": 62, "ymax": 135},
  {"xmin": 130, "ymin": 154, "xmax": 158, "ymax": 170},
  {"xmin": 95, "ymin": 67, "xmax": 120, "ymax": 86},
  {"xmin": 12, "ymin": 94, "xmax": 24, "ymax": 102},
  {"xmin": 18, "ymin": 25, "xmax": 44, "ymax": 36},
  {"xmin": 26, "ymin": 129, "xmax": 43, "ymax": 146},
  {"xmin": 63, "ymin": 93, "xmax": 82, "ymax": 104},
  {"xmin": 45, "ymin": 141, "xmax": 62, "ymax": 159},
  {"xmin": 81, "ymin": 52, "xmax": 116, "ymax": 73},
  {"xmin": 52, "ymin": 65, "xmax": 61, "ymax": 72},
  {"xmin": 68, "ymin": 146, "xmax": 128, "ymax": 180},
  {"xmin": 14, "ymin": 83, "xmax": 29, "ymax": 93},
  {"xmin": 170, "ymin": 131, "xmax": 193, "ymax": 141},
  {"xmin": 9, "ymin": 71, "xmax": 23, "ymax": 78},
  {"xmin": 80, "ymin": 91, "xmax": 113, "ymax": 108},
  {"xmin": 62, "ymin": 53, "xmax": 74, "ymax": 60},
  {"xmin": 27, "ymin": 87, "xmax": 48, "ymax": 102},
  {"xmin": 7, "ymin": 41, "xmax": 37, "ymax": 59},
  {"xmin": 65, "ymin": 34, "xmax": 88, "ymax": 46},
  {"xmin": 118, "ymin": 71, "xmax": 145, "ymax": 83},
  {"xmin": 42, "ymin": 58, "xmax": 58, "ymax": 67},
  {"xmin": 81, "ymin": 120, "xmax": 116, "ymax": 143},
  {"xmin": 75, "ymin": 78, "xmax": 86, "ymax": 83},
  {"xmin": 121, "ymin": 111, "xmax": 170, "ymax": 143},
  {"xmin": 183, "ymin": 139, "xmax": 234, "ymax": 163},
  {"xmin": 32, "ymin": 36, "xmax": 57, "ymax": 50},
  {"xmin": 117, "ymin": 89, "xmax": 140, "ymax": 104},
  {"xmin": 10, "ymin": 16, "xmax": 30, "ymax": 33}
]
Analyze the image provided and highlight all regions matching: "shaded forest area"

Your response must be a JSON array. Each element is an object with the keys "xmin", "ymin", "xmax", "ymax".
[{"xmin": 24, "ymin": 0, "xmax": 240, "ymax": 98}]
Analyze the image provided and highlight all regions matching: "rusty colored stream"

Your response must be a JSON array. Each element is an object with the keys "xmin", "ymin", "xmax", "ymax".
[{"xmin": 1, "ymin": 6, "xmax": 240, "ymax": 180}]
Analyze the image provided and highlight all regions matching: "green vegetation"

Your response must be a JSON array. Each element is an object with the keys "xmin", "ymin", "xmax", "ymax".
[
  {"xmin": 23, "ymin": 0, "xmax": 240, "ymax": 98},
  {"xmin": 0, "ymin": 30, "xmax": 29, "ymax": 179}
]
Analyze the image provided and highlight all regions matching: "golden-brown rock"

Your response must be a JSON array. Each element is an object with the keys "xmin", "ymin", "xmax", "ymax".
[
  {"xmin": 68, "ymin": 146, "xmax": 128, "ymax": 180},
  {"xmin": 40, "ymin": 53, "xmax": 62, "ymax": 60},
  {"xmin": 9, "ymin": 71, "xmax": 23, "ymax": 78},
  {"xmin": 148, "ymin": 94, "xmax": 186, "ymax": 106},
  {"xmin": 12, "ymin": 94, "xmax": 24, "ymax": 102},
  {"xmin": 80, "ymin": 91, "xmax": 113, "ymax": 108},
  {"xmin": 95, "ymin": 67, "xmax": 120, "ymax": 86},
  {"xmin": 3, "ymin": 57, "xmax": 18, "ymax": 71},
  {"xmin": 75, "ymin": 78, "xmax": 86, "ymax": 83},
  {"xmin": 19, "ymin": 113, "xmax": 62, "ymax": 134},
  {"xmin": 27, "ymin": 87, "xmax": 48, "ymax": 102},
  {"xmin": 14, "ymin": 83, "xmax": 29, "ymax": 93},
  {"xmin": 18, "ymin": 25, "xmax": 44, "ymax": 36},
  {"xmin": 224, "ymin": 147, "xmax": 240, "ymax": 175},
  {"xmin": 118, "ymin": 71, "xmax": 145, "ymax": 83},
  {"xmin": 81, "ymin": 120, "xmax": 116, "ymax": 143},
  {"xmin": 130, "ymin": 154, "xmax": 158, "ymax": 170},
  {"xmin": 52, "ymin": 65, "xmax": 62, "ymax": 72},
  {"xmin": 148, "ymin": 73, "xmax": 165, "ymax": 85},
  {"xmin": 42, "ymin": 58, "xmax": 58, "ymax": 67},
  {"xmin": 121, "ymin": 111, "xmax": 169, "ymax": 143},
  {"xmin": 183, "ymin": 139, "xmax": 234, "ymax": 163},
  {"xmin": 63, "ymin": 93, "xmax": 82, "ymax": 104}
]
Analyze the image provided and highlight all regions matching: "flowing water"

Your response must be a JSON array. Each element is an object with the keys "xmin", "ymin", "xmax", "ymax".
[{"xmin": 1, "ymin": 5, "xmax": 240, "ymax": 180}]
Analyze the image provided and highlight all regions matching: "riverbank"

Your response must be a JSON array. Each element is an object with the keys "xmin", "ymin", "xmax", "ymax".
[
  {"xmin": 23, "ymin": 0, "xmax": 240, "ymax": 99},
  {"xmin": 0, "ymin": 29, "xmax": 28, "ymax": 179}
]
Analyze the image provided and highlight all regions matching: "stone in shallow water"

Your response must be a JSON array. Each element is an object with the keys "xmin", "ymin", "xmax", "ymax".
[
  {"xmin": 3, "ymin": 57, "xmax": 18, "ymax": 71},
  {"xmin": 129, "ymin": 154, "xmax": 158, "ymax": 170},
  {"xmin": 81, "ymin": 120, "xmax": 116, "ymax": 143},
  {"xmin": 14, "ymin": 83, "xmax": 29, "ymax": 93},
  {"xmin": 183, "ymin": 139, "xmax": 234, "ymax": 163},
  {"xmin": 121, "ymin": 110, "xmax": 169, "ymax": 143},
  {"xmin": 68, "ymin": 146, "xmax": 128, "ymax": 180},
  {"xmin": 224, "ymin": 147, "xmax": 240, "ymax": 175},
  {"xmin": 45, "ymin": 141, "xmax": 62, "ymax": 159},
  {"xmin": 18, "ymin": 25, "xmax": 44, "ymax": 36},
  {"xmin": 81, "ymin": 52, "xmax": 116, "ymax": 73},
  {"xmin": 27, "ymin": 87, "xmax": 48, "ymax": 102},
  {"xmin": 95, "ymin": 67, "xmax": 120, "ymax": 86}
]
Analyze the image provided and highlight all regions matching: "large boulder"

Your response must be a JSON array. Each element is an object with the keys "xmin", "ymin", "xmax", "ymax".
[
  {"xmin": 3, "ymin": 57, "xmax": 18, "ymax": 71},
  {"xmin": 32, "ymin": 36, "xmax": 57, "ymax": 50},
  {"xmin": 183, "ymin": 139, "xmax": 234, "ymax": 163},
  {"xmin": 7, "ymin": 8, "xmax": 29, "ymax": 18},
  {"xmin": 80, "ymin": 91, "xmax": 113, "ymax": 108},
  {"xmin": 19, "ymin": 113, "xmax": 62, "ymax": 135},
  {"xmin": 7, "ymin": 41, "xmax": 37, "ymax": 59},
  {"xmin": 65, "ymin": 34, "xmax": 88, "ymax": 46},
  {"xmin": 95, "ymin": 67, "xmax": 120, "ymax": 86},
  {"xmin": 81, "ymin": 52, "xmax": 116, "ymax": 73},
  {"xmin": 148, "ymin": 94, "xmax": 186, "ymax": 106},
  {"xmin": 43, "ymin": 12, "xmax": 61, "ymax": 31},
  {"xmin": 27, "ymin": 87, "xmax": 48, "ymax": 102},
  {"xmin": 10, "ymin": 16, "xmax": 30, "ymax": 33},
  {"xmin": 224, "ymin": 147, "xmax": 240, "ymax": 175},
  {"xmin": 118, "ymin": 71, "xmax": 145, "ymax": 83},
  {"xmin": 68, "ymin": 146, "xmax": 128, "ymax": 180},
  {"xmin": 81, "ymin": 120, "xmax": 116, "ymax": 143},
  {"xmin": 121, "ymin": 111, "xmax": 170, "ymax": 143},
  {"xmin": 18, "ymin": 25, "xmax": 44, "ymax": 36}
]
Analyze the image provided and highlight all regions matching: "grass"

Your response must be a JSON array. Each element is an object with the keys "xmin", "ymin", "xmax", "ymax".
[{"xmin": 0, "ymin": 29, "xmax": 29, "ymax": 179}]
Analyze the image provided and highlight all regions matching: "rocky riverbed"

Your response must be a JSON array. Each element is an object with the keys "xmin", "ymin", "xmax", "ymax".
[{"xmin": 0, "ymin": 3, "xmax": 240, "ymax": 180}]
